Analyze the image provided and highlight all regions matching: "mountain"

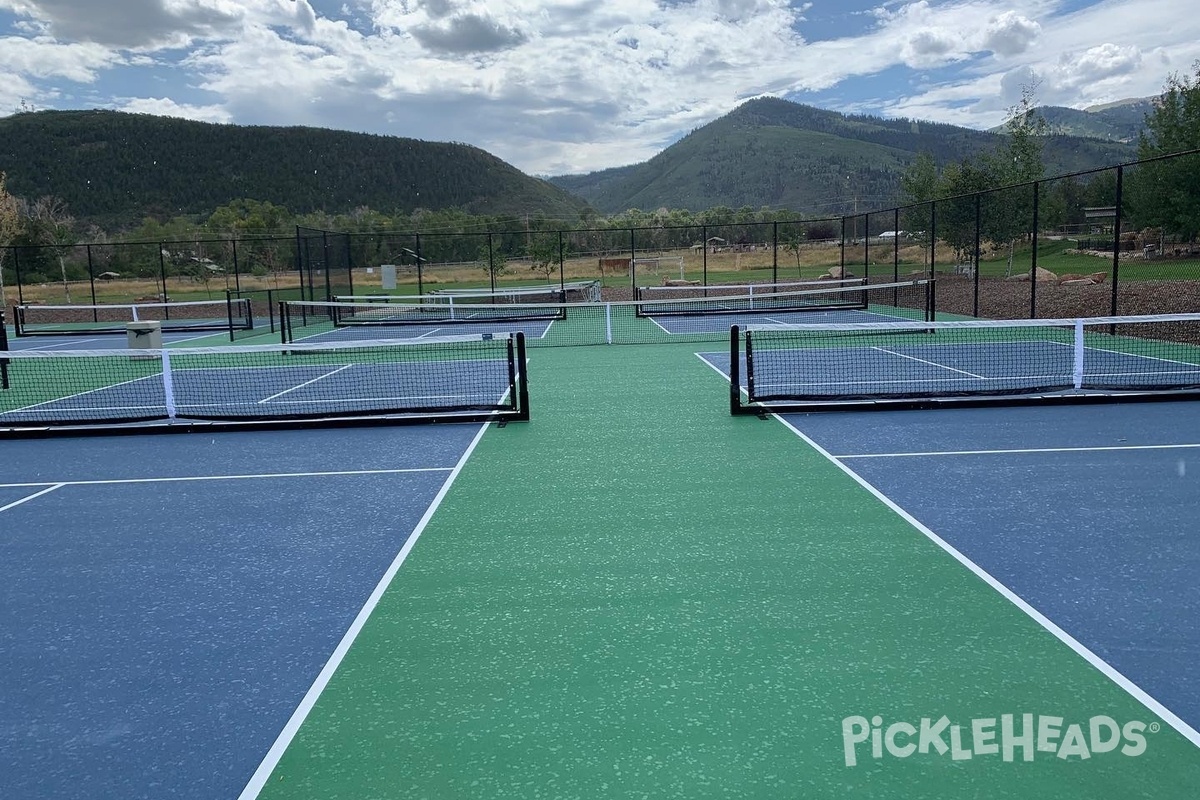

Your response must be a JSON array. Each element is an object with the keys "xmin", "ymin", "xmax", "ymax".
[
  {"xmin": 1001, "ymin": 97, "xmax": 1154, "ymax": 142},
  {"xmin": 0, "ymin": 110, "xmax": 590, "ymax": 227},
  {"xmin": 549, "ymin": 97, "xmax": 1137, "ymax": 214}
]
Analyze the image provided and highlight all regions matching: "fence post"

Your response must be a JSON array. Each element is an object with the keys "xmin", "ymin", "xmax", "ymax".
[
  {"xmin": 862, "ymin": 215, "xmax": 869, "ymax": 280},
  {"xmin": 840, "ymin": 217, "xmax": 846, "ymax": 273},
  {"xmin": 158, "ymin": 242, "xmax": 169, "ymax": 314},
  {"xmin": 86, "ymin": 244, "xmax": 97, "ymax": 313},
  {"xmin": 414, "ymin": 233, "xmax": 424, "ymax": 296},
  {"xmin": 973, "ymin": 194, "xmax": 981, "ymax": 319},
  {"xmin": 232, "ymin": 239, "xmax": 241, "ymax": 293},
  {"xmin": 558, "ymin": 230, "xmax": 565, "ymax": 296},
  {"xmin": 487, "ymin": 233, "xmax": 495, "ymax": 293},
  {"xmin": 890, "ymin": 209, "xmax": 898, "ymax": 303},
  {"xmin": 629, "ymin": 228, "xmax": 636, "ymax": 291},
  {"xmin": 772, "ymin": 221, "xmax": 778, "ymax": 285},
  {"xmin": 702, "ymin": 224, "xmax": 708, "ymax": 289},
  {"xmin": 1030, "ymin": 182, "xmax": 1039, "ymax": 319},
  {"xmin": 929, "ymin": 202, "xmax": 936, "ymax": 281},
  {"xmin": 1111, "ymin": 166, "xmax": 1124, "ymax": 316}
]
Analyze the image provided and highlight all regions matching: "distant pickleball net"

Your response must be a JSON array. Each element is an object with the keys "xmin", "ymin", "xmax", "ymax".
[
  {"xmin": 11, "ymin": 298, "xmax": 254, "ymax": 336},
  {"xmin": 729, "ymin": 314, "xmax": 1200, "ymax": 413},
  {"xmin": 633, "ymin": 277, "xmax": 869, "ymax": 316},
  {"xmin": 280, "ymin": 280, "xmax": 934, "ymax": 346},
  {"xmin": 0, "ymin": 332, "xmax": 528, "ymax": 434}
]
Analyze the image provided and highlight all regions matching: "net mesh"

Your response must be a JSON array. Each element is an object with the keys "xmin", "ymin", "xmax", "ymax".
[
  {"xmin": 281, "ymin": 280, "xmax": 934, "ymax": 347},
  {"xmin": 635, "ymin": 277, "xmax": 864, "ymax": 305},
  {"xmin": 634, "ymin": 279, "xmax": 881, "ymax": 317},
  {"xmin": 732, "ymin": 314, "xmax": 1200, "ymax": 410},
  {"xmin": 0, "ymin": 333, "xmax": 527, "ymax": 430},
  {"xmin": 13, "ymin": 299, "xmax": 253, "ymax": 336}
]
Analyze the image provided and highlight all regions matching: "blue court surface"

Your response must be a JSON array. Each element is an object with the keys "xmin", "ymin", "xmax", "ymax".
[
  {"xmin": 1, "ymin": 359, "xmax": 513, "ymax": 424},
  {"xmin": 290, "ymin": 317, "xmax": 554, "ymax": 344},
  {"xmin": 4, "ymin": 330, "xmax": 227, "ymax": 351},
  {"xmin": 648, "ymin": 307, "xmax": 911, "ymax": 335},
  {"xmin": 779, "ymin": 403, "xmax": 1200, "ymax": 733},
  {"xmin": 0, "ymin": 424, "xmax": 488, "ymax": 800}
]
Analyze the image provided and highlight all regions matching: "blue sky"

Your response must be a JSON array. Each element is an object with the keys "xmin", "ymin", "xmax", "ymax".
[{"xmin": 1, "ymin": 0, "xmax": 1197, "ymax": 176}]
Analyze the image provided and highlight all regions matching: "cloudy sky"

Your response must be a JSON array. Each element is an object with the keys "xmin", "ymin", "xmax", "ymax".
[{"xmin": 1, "ymin": 0, "xmax": 1197, "ymax": 176}]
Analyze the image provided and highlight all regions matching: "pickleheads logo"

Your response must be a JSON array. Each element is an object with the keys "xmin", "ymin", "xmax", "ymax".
[{"xmin": 841, "ymin": 714, "xmax": 1159, "ymax": 767}]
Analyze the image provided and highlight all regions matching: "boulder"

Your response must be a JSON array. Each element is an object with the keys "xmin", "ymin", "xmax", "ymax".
[{"xmin": 1005, "ymin": 267, "xmax": 1058, "ymax": 282}]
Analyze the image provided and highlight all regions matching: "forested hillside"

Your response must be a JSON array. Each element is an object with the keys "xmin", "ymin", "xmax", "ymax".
[
  {"xmin": 0, "ymin": 110, "xmax": 590, "ymax": 227},
  {"xmin": 551, "ymin": 97, "xmax": 1137, "ymax": 214}
]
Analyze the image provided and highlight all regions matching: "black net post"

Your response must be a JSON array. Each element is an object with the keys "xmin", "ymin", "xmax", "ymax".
[
  {"xmin": 1, "ymin": 307, "xmax": 9, "ymax": 389},
  {"xmin": 729, "ymin": 325, "xmax": 744, "ymax": 414},
  {"xmin": 515, "ymin": 332, "xmax": 530, "ymax": 421}
]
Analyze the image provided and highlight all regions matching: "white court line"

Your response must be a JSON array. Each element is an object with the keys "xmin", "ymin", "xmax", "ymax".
[
  {"xmin": 0, "ymin": 467, "xmax": 454, "ymax": 490},
  {"xmin": 837, "ymin": 443, "xmax": 1200, "ymax": 458},
  {"xmin": 692, "ymin": 351, "xmax": 1200, "ymax": 749},
  {"xmin": 0, "ymin": 372, "xmax": 162, "ymax": 415},
  {"xmin": 0, "ymin": 483, "xmax": 66, "ymax": 513},
  {"xmin": 870, "ymin": 346, "xmax": 987, "ymax": 378},
  {"xmin": 165, "ymin": 332, "xmax": 228, "ymax": 346},
  {"xmin": 237, "ymin": 421, "xmax": 494, "ymax": 800},
  {"xmin": 13, "ymin": 337, "xmax": 105, "ymax": 350},
  {"xmin": 257, "ymin": 365, "xmax": 353, "ymax": 404},
  {"xmin": 646, "ymin": 313, "xmax": 676, "ymax": 336}
]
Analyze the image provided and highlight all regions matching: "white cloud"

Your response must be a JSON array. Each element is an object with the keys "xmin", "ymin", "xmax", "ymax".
[
  {"xmin": 982, "ymin": 10, "xmax": 1040, "ymax": 57},
  {"xmin": 116, "ymin": 96, "xmax": 232, "ymax": 123},
  {"xmin": 1, "ymin": 0, "xmax": 1200, "ymax": 175},
  {"xmin": 0, "ymin": 35, "xmax": 119, "ymax": 82}
]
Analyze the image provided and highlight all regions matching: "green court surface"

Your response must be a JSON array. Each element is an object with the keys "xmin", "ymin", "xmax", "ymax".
[{"xmin": 252, "ymin": 342, "xmax": 1200, "ymax": 799}]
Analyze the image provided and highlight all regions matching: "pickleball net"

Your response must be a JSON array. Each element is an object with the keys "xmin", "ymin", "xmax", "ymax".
[
  {"xmin": 634, "ymin": 277, "xmax": 867, "ymax": 314},
  {"xmin": 729, "ymin": 314, "xmax": 1200, "ymax": 412},
  {"xmin": 281, "ymin": 279, "xmax": 934, "ymax": 346},
  {"xmin": 0, "ymin": 332, "xmax": 528, "ymax": 433},
  {"xmin": 11, "ymin": 298, "xmax": 254, "ymax": 336}
]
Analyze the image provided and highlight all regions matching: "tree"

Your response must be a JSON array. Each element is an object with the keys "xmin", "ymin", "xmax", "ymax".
[
  {"xmin": 899, "ymin": 152, "xmax": 939, "ymax": 238},
  {"xmin": 979, "ymin": 82, "xmax": 1048, "ymax": 273},
  {"xmin": 987, "ymin": 80, "xmax": 1049, "ymax": 186},
  {"xmin": 780, "ymin": 230, "xmax": 807, "ymax": 274},
  {"xmin": 24, "ymin": 196, "xmax": 77, "ymax": 302},
  {"xmin": 1132, "ymin": 62, "xmax": 1200, "ymax": 241},
  {"xmin": 0, "ymin": 172, "xmax": 20, "ymax": 307},
  {"xmin": 526, "ymin": 235, "xmax": 560, "ymax": 283},
  {"xmin": 477, "ymin": 242, "xmax": 507, "ymax": 286}
]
